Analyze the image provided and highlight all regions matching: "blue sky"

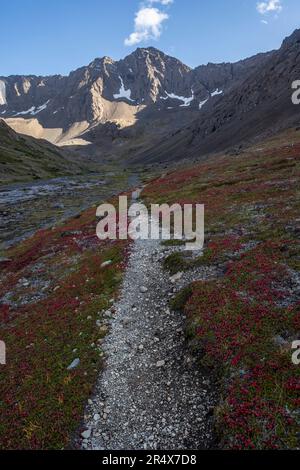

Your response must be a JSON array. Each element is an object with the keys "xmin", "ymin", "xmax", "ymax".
[{"xmin": 0, "ymin": 0, "xmax": 299, "ymax": 76}]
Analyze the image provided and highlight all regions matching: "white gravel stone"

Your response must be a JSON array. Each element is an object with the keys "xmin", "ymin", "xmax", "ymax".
[
  {"xmin": 170, "ymin": 272, "xmax": 183, "ymax": 283},
  {"xmin": 101, "ymin": 260, "xmax": 113, "ymax": 268},
  {"xmin": 67, "ymin": 358, "xmax": 80, "ymax": 370},
  {"xmin": 156, "ymin": 360, "xmax": 165, "ymax": 368},
  {"xmin": 81, "ymin": 429, "xmax": 91, "ymax": 439}
]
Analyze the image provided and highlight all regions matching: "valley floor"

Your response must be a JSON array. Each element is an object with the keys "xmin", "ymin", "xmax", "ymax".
[
  {"xmin": 0, "ymin": 129, "xmax": 299, "ymax": 450},
  {"xmin": 0, "ymin": 171, "xmax": 138, "ymax": 250}
]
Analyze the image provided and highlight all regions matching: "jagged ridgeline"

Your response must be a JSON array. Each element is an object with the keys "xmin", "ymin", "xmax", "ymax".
[{"xmin": 0, "ymin": 29, "xmax": 300, "ymax": 166}]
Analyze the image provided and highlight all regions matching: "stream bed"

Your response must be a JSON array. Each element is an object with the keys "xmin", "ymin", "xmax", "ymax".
[{"xmin": 0, "ymin": 172, "xmax": 140, "ymax": 251}]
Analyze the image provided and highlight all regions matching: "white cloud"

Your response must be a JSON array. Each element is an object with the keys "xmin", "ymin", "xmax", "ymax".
[
  {"xmin": 125, "ymin": 7, "xmax": 169, "ymax": 46},
  {"xmin": 124, "ymin": 1, "xmax": 173, "ymax": 47},
  {"xmin": 256, "ymin": 0, "xmax": 282, "ymax": 15}
]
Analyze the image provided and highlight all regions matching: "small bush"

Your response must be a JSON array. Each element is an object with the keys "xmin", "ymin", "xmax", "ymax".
[
  {"xmin": 170, "ymin": 284, "xmax": 193, "ymax": 311},
  {"xmin": 163, "ymin": 252, "xmax": 187, "ymax": 274}
]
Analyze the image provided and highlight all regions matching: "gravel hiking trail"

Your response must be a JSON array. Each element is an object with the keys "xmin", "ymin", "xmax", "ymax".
[{"xmin": 80, "ymin": 192, "xmax": 218, "ymax": 450}]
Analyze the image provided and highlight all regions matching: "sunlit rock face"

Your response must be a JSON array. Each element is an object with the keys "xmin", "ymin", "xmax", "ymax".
[
  {"xmin": 0, "ymin": 44, "xmax": 271, "ymax": 144},
  {"xmin": 2, "ymin": 29, "xmax": 300, "ymax": 157}
]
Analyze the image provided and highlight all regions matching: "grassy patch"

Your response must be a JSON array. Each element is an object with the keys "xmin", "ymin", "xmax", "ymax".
[
  {"xmin": 170, "ymin": 285, "xmax": 193, "ymax": 311},
  {"xmin": 162, "ymin": 243, "xmax": 231, "ymax": 275},
  {"xmin": 163, "ymin": 252, "xmax": 189, "ymax": 274}
]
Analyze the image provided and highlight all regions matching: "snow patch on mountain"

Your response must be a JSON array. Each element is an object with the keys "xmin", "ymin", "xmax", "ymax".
[
  {"xmin": 33, "ymin": 101, "xmax": 50, "ymax": 114},
  {"xmin": 0, "ymin": 80, "xmax": 7, "ymax": 106},
  {"xmin": 14, "ymin": 107, "xmax": 36, "ymax": 116},
  {"xmin": 161, "ymin": 89, "xmax": 195, "ymax": 107},
  {"xmin": 199, "ymin": 98, "xmax": 209, "ymax": 110},
  {"xmin": 14, "ymin": 101, "xmax": 50, "ymax": 117},
  {"xmin": 211, "ymin": 88, "xmax": 223, "ymax": 97},
  {"xmin": 113, "ymin": 76, "xmax": 135, "ymax": 102}
]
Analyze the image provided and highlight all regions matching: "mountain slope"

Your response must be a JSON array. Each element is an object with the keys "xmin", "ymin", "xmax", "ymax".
[
  {"xmin": 0, "ymin": 120, "xmax": 87, "ymax": 184},
  {"xmin": 143, "ymin": 128, "xmax": 300, "ymax": 449},
  {"xmin": 0, "ymin": 47, "xmax": 272, "ymax": 147},
  {"xmin": 132, "ymin": 30, "xmax": 300, "ymax": 165}
]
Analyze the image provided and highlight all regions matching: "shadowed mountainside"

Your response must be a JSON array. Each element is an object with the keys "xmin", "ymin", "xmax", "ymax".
[
  {"xmin": 131, "ymin": 30, "xmax": 300, "ymax": 166},
  {"xmin": 0, "ymin": 119, "xmax": 96, "ymax": 184}
]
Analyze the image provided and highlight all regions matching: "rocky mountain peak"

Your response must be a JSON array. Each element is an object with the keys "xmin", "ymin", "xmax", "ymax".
[
  {"xmin": 1, "ymin": 28, "xmax": 299, "ymax": 149},
  {"xmin": 89, "ymin": 56, "xmax": 115, "ymax": 68},
  {"xmin": 282, "ymin": 28, "xmax": 300, "ymax": 48}
]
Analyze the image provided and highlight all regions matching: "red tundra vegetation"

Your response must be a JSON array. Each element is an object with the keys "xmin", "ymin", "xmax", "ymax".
[
  {"xmin": 0, "ymin": 199, "xmax": 130, "ymax": 449},
  {"xmin": 144, "ymin": 129, "xmax": 300, "ymax": 449}
]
